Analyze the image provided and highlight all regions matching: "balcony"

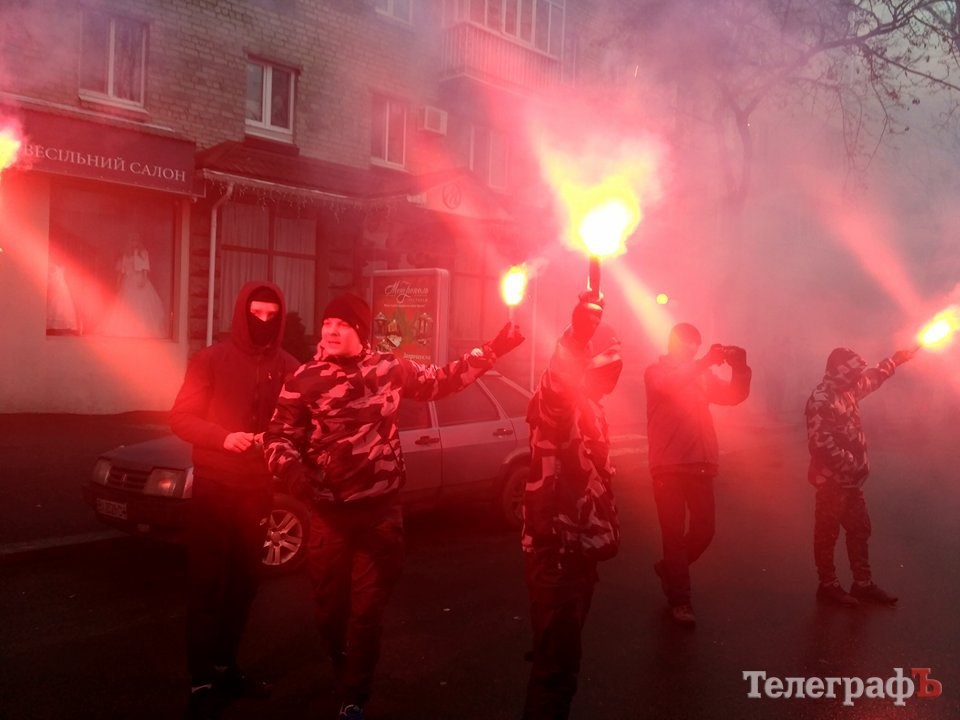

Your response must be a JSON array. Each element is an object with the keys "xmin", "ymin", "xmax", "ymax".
[{"xmin": 440, "ymin": 22, "xmax": 562, "ymax": 92}]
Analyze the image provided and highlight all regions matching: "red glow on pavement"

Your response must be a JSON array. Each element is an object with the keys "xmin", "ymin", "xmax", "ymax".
[
  {"xmin": 917, "ymin": 306, "xmax": 960, "ymax": 350},
  {"xmin": 500, "ymin": 265, "xmax": 527, "ymax": 307}
]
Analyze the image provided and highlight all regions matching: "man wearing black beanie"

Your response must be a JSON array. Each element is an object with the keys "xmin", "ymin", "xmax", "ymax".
[{"xmin": 264, "ymin": 292, "xmax": 525, "ymax": 720}]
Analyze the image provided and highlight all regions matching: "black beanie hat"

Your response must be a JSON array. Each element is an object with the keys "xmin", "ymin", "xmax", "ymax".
[{"xmin": 322, "ymin": 293, "xmax": 371, "ymax": 344}]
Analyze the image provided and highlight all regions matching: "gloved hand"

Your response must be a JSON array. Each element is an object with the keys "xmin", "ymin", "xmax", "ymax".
[
  {"xmin": 571, "ymin": 294, "xmax": 604, "ymax": 345},
  {"xmin": 485, "ymin": 321, "xmax": 525, "ymax": 358},
  {"xmin": 703, "ymin": 343, "xmax": 727, "ymax": 366},
  {"xmin": 725, "ymin": 345, "xmax": 748, "ymax": 370},
  {"xmin": 891, "ymin": 348, "xmax": 916, "ymax": 366}
]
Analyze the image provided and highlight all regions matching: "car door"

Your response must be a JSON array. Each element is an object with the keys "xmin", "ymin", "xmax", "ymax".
[
  {"xmin": 434, "ymin": 380, "xmax": 516, "ymax": 488},
  {"xmin": 397, "ymin": 398, "xmax": 442, "ymax": 495}
]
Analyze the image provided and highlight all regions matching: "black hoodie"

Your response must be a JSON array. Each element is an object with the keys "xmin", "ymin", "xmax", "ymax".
[{"xmin": 170, "ymin": 281, "xmax": 300, "ymax": 486}]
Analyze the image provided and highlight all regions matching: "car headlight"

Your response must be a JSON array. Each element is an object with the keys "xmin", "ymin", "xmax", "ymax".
[
  {"xmin": 92, "ymin": 459, "xmax": 112, "ymax": 485},
  {"xmin": 143, "ymin": 468, "xmax": 187, "ymax": 497}
]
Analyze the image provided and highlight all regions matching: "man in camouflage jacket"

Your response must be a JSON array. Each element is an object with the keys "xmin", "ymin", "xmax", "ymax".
[
  {"xmin": 263, "ymin": 292, "xmax": 523, "ymax": 720},
  {"xmin": 805, "ymin": 346, "xmax": 915, "ymax": 607},
  {"xmin": 521, "ymin": 292, "xmax": 622, "ymax": 720}
]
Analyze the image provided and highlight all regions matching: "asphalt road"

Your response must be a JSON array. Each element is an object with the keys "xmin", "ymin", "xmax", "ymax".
[{"xmin": 1, "ymin": 415, "xmax": 958, "ymax": 720}]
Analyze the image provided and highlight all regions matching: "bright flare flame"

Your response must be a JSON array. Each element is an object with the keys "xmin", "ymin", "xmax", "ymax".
[
  {"xmin": 577, "ymin": 194, "xmax": 638, "ymax": 258},
  {"xmin": 656, "ymin": 293, "xmax": 669, "ymax": 305},
  {"xmin": 534, "ymin": 135, "xmax": 663, "ymax": 260},
  {"xmin": 0, "ymin": 125, "xmax": 22, "ymax": 173},
  {"xmin": 500, "ymin": 266, "xmax": 528, "ymax": 307},
  {"xmin": 917, "ymin": 306, "xmax": 960, "ymax": 349}
]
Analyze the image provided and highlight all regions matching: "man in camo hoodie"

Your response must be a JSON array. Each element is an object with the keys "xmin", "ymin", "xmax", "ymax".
[
  {"xmin": 263, "ymin": 292, "xmax": 523, "ymax": 720},
  {"xmin": 805, "ymin": 345, "xmax": 915, "ymax": 607}
]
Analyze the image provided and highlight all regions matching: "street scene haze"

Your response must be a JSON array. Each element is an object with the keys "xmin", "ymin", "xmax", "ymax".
[{"xmin": 1, "ymin": 1, "xmax": 959, "ymax": 719}]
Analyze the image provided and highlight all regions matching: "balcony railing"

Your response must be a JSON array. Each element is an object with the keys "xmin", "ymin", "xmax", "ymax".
[{"xmin": 440, "ymin": 22, "xmax": 562, "ymax": 91}]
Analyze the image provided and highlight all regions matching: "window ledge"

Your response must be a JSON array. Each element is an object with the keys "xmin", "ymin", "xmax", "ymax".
[{"xmin": 78, "ymin": 91, "xmax": 149, "ymax": 120}]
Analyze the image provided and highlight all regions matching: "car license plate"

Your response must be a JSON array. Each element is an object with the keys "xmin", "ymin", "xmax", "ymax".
[{"xmin": 95, "ymin": 498, "xmax": 128, "ymax": 520}]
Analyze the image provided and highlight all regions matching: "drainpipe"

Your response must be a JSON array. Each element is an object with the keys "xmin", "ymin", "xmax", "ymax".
[{"xmin": 206, "ymin": 183, "xmax": 234, "ymax": 346}]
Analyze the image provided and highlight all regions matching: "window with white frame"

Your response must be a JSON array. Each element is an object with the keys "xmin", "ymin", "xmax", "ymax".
[
  {"xmin": 371, "ymin": 95, "xmax": 407, "ymax": 168},
  {"xmin": 442, "ymin": 0, "xmax": 564, "ymax": 58},
  {"xmin": 245, "ymin": 60, "xmax": 295, "ymax": 142},
  {"xmin": 218, "ymin": 202, "xmax": 318, "ymax": 336},
  {"xmin": 79, "ymin": 14, "xmax": 146, "ymax": 107},
  {"xmin": 471, "ymin": 125, "xmax": 509, "ymax": 190},
  {"xmin": 375, "ymin": 0, "xmax": 413, "ymax": 23}
]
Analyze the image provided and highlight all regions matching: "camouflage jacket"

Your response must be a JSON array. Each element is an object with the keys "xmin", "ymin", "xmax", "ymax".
[
  {"xmin": 263, "ymin": 347, "xmax": 494, "ymax": 504},
  {"xmin": 805, "ymin": 358, "xmax": 896, "ymax": 488},
  {"xmin": 521, "ymin": 329, "xmax": 620, "ymax": 561}
]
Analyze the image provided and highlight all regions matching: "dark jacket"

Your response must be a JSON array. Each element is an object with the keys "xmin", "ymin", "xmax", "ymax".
[
  {"xmin": 522, "ymin": 329, "xmax": 620, "ymax": 560},
  {"xmin": 263, "ymin": 346, "xmax": 496, "ymax": 505},
  {"xmin": 170, "ymin": 281, "xmax": 299, "ymax": 487},
  {"xmin": 805, "ymin": 357, "xmax": 896, "ymax": 488},
  {"xmin": 644, "ymin": 355, "xmax": 752, "ymax": 477}
]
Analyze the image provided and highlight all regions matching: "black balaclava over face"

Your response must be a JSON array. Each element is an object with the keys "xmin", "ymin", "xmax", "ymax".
[{"xmin": 248, "ymin": 287, "xmax": 282, "ymax": 347}]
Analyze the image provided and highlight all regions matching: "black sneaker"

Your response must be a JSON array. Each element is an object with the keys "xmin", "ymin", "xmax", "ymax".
[
  {"xmin": 850, "ymin": 582, "xmax": 898, "ymax": 605},
  {"xmin": 669, "ymin": 604, "xmax": 696, "ymax": 627},
  {"xmin": 187, "ymin": 684, "xmax": 219, "ymax": 720},
  {"xmin": 816, "ymin": 583, "xmax": 859, "ymax": 607},
  {"xmin": 339, "ymin": 703, "xmax": 366, "ymax": 720},
  {"xmin": 213, "ymin": 666, "xmax": 272, "ymax": 698}
]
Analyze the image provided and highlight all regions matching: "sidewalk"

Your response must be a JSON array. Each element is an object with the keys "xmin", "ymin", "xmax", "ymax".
[{"xmin": 0, "ymin": 411, "xmax": 170, "ymax": 551}]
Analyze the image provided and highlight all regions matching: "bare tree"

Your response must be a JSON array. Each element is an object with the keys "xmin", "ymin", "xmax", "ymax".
[{"xmin": 585, "ymin": 0, "xmax": 960, "ymax": 207}]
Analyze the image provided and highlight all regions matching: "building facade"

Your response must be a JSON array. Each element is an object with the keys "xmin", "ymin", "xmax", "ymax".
[{"xmin": 0, "ymin": 0, "xmax": 581, "ymax": 412}]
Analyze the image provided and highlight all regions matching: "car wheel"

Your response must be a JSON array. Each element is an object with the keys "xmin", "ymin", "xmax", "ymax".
[
  {"xmin": 498, "ymin": 464, "xmax": 527, "ymax": 529},
  {"xmin": 262, "ymin": 493, "xmax": 309, "ymax": 576}
]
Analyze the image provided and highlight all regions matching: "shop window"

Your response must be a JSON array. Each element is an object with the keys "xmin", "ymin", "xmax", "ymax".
[
  {"xmin": 375, "ymin": 0, "xmax": 413, "ymax": 23},
  {"xmin": 371, "ymin": 94, "xmax": 406, "ymax": 169},
  {"xmin": 79, "ymin": 13, "xmax": 146, "ymax": 107},
  {"xmin": 245, "ymin": 60, "xmax": 295, "ymax": 142},
  {"xmin": 218, "ymin": 202, "xmax": 317, "ymax": 335},
  {"xmin": 47, "ymin": 182, "xmax": 175, "ymax": 338}
]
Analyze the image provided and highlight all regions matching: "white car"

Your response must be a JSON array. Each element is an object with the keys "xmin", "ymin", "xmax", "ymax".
[{"xmin": 84, "ymin": 373, "xmax": 532, "ymax": 575}]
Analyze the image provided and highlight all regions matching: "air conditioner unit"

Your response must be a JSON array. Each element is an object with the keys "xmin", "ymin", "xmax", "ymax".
[{"xmin": 417, "ymin": 105, "xmax": 448, "ymax": 136}]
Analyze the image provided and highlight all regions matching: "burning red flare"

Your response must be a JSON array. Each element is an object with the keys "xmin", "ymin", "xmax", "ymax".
[
  {"xmin": 0, "ymin": 124, "xmax": 23, "ymax": 174},
  {"xmin": 500, "ymin": 266, "xmax": 528, "ymax": 307},
  {"xmin": 916, "ymin": 306, "xmax": 959, "ymax": 350}
]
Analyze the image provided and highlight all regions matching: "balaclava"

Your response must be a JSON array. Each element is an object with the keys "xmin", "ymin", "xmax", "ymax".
[{"xmin": 248, "ymin": 286, "xmax": 282, "ymax": 347}]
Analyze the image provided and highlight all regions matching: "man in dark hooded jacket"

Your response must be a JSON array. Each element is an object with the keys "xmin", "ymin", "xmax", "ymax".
[
  {"xmin": 521, "ymin": 292, "xmax": 622, "ymax": 720},
  {"xmin": 805, "ymin": 346, "xmax": 915, "ymax": 607},
  {"xmin": 170, "ymin": 280, "xmax": 299, "ymax": 717}
]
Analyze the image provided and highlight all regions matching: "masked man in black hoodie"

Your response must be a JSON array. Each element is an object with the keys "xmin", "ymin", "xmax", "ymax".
[{"xmin": 170, "ymin": 281, "xmax": 299, "ymax": 718}]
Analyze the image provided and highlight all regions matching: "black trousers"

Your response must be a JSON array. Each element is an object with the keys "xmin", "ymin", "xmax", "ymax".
[
  {"xmin": 306, "ymin": 497, "xmax": 405, "ymax": 707},
  {"xmin": 651, "ymin": 472, "xmax": 716, "ymax": 607},
  {"xmin": 523, "ymin": 550, "xmax": 599, "ymax": 720},
  {"xmin": 814, "ymin": 482, "xmax": 872, "ymax": 586},
  {"xmin": 186, "ymin": 476, "xmax": 271, "ymax": 684}
]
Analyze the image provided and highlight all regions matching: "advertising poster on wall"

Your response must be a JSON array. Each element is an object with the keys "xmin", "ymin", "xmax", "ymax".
[{"xmin": 371, "ymin": 269, "xmax": 450, "ymax": 365}]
